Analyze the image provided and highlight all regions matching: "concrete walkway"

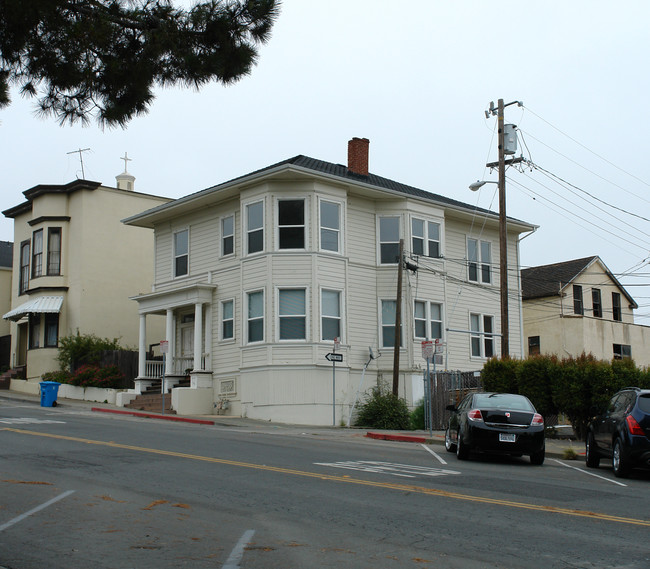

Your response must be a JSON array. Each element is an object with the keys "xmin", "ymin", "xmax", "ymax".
[{"xmin": 0, "ymin": 389, "xmax": 584, "ymax": 460}]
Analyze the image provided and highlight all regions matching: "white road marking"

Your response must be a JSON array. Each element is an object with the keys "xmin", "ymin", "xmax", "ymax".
[
  {"xmin": 315, "ymin": 460, "xmax": 460, "ymax": 478},
  {"xmin": 222, "ymin": 529, "xmax": 255, "ymax": 568},
  {"xmin": 420, "ymin": 443, "xmax": 447, "ymax": 465},
  {"xmin": 551, "ymin": 459, "xmax": 627, "ymax": 487},
  {"xmin": 0, "ymin": 417, "xmax": 66, "ymax": 425},
  {"xmin": 0, "ymin": 490, "xmax": 76, "ymax": 532}
]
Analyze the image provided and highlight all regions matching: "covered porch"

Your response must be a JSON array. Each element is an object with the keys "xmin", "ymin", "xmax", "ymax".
[{"xmin": 131, "ymin": 283, "xmax": 216, "ymax": 394}]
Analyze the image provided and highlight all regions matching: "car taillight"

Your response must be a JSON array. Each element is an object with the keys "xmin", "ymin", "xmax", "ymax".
[
  {"xmin": 531, "ymin": 413, "xmax": 544, "ymax": 427},
  {"xmin": 468, "ymin": 409, "xmax": 483, "ymax": 422},
  {"xmin": 626, "ymin": 415, "xmax": 645, "ymax": 436}
]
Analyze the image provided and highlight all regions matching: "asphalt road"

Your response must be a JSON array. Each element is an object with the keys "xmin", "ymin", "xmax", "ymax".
[{"xmin": 1, "ymin": 398, "xmax": 649, "ymax": 569}]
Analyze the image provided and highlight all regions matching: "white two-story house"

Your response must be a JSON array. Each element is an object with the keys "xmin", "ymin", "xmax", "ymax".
[{"xmin": 124, "ymin": 138, "xmax": 534, "ymax": 425}]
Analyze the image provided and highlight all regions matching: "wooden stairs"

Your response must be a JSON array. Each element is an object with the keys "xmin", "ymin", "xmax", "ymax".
[{"xmin": 0, "ymin": 367, "xmax": 25, "ymax": 390}]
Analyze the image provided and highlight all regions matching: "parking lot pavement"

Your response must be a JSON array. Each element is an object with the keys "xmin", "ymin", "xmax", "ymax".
[{"xmin": 0, "ymin": 390, "xmax": 583, "ymax": 459}]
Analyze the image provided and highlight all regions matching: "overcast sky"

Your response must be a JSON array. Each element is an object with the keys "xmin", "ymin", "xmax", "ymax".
[{"xmin": 1, "ymin": 1, "xmax": 649, "ymax": 323}]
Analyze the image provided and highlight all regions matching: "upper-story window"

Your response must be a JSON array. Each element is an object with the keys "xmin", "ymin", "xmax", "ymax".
[
  {"xmin": 468, "ymin": 238, "xmax": 491, "ymax": 283},
  {"xmin": 32, "ymin": 229, "xmax": 43, "ymax": 278},
  {"xmin": 222, "ymin": 215, "xmax": 234, "ymax": 256},
  {"xmin": 247, "ymin": 290, "xmax": 264, "ymax": 343},
  {"xmin": 592, "ymin": 288, "xmax": 602, "ymax": 318},
  {"xmin": 319, "ymin": 200, "xmax": 340, "ymax": 253},
  {"xmin": 278, "ymin": 288, "xmax": 306, "ymax": 340},
  {"xmin": 412, "ymin": 219, "xmax": 441, "ymax": 258},
  {"xmin": 221, "ymin": 299, "xmax": 234, "ymax": 340},
  {"xmin": 573, "ymin": 285, "xmax": 584, "ymax": 315},
  {"xmin": 321, "ymin": 289, "xmax": 341, "ymax": 341},
  {"xmin": 381, "ymin": 299, "xmax": 402, "ymax": 348},
  {"xmin": 612, "ymin": 292, "xmax": 622, "ymax": 321},
  {"xmin": 278, "ymin": 199, "xmax": 305, "ymax": 249},
  {"xmin": 173, "ymin": 229, "xmax": 189, "ymax": 277},
  {"xmin": 47, "ymin": 228, "xmax": 61, "ymax": 275},
  {"xmin": 414, "ymin": 301, "xmax": 443, "ymax": 340},
  {"xmin": 246, "ymin": 201, "xmax": 264, "ymax": 254},
  {"xmin": 19, "ymin": 241, "xmax": 30, "ymax": 294},
  {"xmin": 470, "ymin": 313, "xmax": 494, "ymax": 358},
  {"xmin": 379, "ymin": 217, "xmax": 400, "ymax": 264}
]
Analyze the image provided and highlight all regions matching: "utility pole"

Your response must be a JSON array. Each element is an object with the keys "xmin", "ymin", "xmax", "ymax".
[
  {"xmin": 497, "ymin": 99, "xmax": 509, "ymax": 358},
  {"xmin": 392, "ymin": 239, "xmax": 404, "ymax": 395}
]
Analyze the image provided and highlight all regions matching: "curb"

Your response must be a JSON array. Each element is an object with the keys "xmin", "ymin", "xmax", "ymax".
[
  {"xmin": 91, "ymin": 407, "xmax": 215, "ymax": 425},
  {"xmin": 366, "ymin": 432, "xmax": 430, "ymax": 444}
]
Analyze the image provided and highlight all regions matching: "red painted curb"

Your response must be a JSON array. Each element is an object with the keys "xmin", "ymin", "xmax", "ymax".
[
  {"xmin": 365, "ymin": 432, "xmax": 427, "ymax": 443},
  {"xmin": 91, "ymin": 407, "xmax": 215, "ymax": 425}
]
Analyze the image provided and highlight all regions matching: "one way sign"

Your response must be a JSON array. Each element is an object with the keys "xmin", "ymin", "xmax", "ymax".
[{"xmin": 325, "ymin": 352, "xmax": 343, "ymax": 362}]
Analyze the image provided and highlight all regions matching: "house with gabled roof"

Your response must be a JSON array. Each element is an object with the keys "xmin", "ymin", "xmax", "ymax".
[
  {"xmin": 123, "ymin": 138, "xmax": 535, "ymax": 425},
  {"xmin": 521, "ymin": 256, "xmax": 649, "ymax": 366}
]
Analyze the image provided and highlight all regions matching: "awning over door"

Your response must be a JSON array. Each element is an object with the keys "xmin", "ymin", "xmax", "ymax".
[{"xmin": 3, "ymin": 296, "xmax": 64, "ymax": 321}]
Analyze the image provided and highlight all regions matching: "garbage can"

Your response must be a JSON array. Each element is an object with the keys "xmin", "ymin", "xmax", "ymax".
[{"xmin": 39, "ymin": 381, "xmax": 61, "ymax": 407}]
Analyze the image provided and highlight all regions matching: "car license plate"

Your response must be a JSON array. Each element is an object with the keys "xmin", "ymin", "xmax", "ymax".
[{"xmin": 499, "ymin": 433, "xmax": 516, "ymax": 443}]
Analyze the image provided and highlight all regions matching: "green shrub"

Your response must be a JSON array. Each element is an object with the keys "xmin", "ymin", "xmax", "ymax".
[
  {"xmin": 67, "ymin": 364, "xmax": 125, "ymax": 389},
  {"xmin": 57, "ymin": 332, "xmax": 122, "ymax": 371},
  {"xmin": 410, "ymin": 398, "xmax": 425, "ymax": 430},
  {"xmin": 42, "ymin": 370, "xmax": 73, "ymax": 383},
  {"xmin": 516, "ymin": 355, "xmax": 559, "ymax": 419},
  {"xmin": 354, "ymin": 387, "xmax": 411, "ymax": 430},
  {"xmin": 482, "ymin": 357, "xmax": 519, "ymax": 393}
]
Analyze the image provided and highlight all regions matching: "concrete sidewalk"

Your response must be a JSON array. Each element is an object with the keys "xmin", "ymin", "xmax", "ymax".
[{"xmin": 0, "ymin": 389, "xmax": 584, "ymax": 460}]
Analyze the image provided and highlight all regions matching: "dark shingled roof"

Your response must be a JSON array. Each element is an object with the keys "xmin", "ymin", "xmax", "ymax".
[
  {"xmin": 521, "ymin": 257, "xmax": 598, "ymax": 300},
  {"xmin": 0, "ymin": 241, "xmax": 13, "ymax": 268}
]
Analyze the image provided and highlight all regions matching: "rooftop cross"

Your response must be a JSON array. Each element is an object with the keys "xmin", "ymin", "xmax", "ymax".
[{"xmin": 121, "ymin": 152, "xmax": 132, "ymax": 173}]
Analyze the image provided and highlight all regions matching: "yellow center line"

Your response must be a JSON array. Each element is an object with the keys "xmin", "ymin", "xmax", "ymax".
[{"xmin": 5, "ymin": 427, "xmax": 649, "ymax": 528}]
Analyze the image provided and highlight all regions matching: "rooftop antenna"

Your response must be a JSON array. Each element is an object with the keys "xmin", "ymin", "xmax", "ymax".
[{"xmin": 66, "ymin": 147, "xmax": 90, "ymax": 179}]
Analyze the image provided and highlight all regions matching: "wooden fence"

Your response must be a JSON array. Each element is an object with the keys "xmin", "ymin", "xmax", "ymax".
[{"xmin": 426, "ymin": 370, "xmax": 483, "ymax": 430}]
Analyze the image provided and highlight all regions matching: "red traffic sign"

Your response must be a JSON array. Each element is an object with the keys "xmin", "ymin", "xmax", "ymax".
[{"xmin": 326, "ymin": 352, "xmax": 343, "ymax": 362}]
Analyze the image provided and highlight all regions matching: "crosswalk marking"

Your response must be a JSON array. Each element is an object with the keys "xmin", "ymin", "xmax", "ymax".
[
  {"xmin": 314, "ymin": 460, "xmax": 460, "ymax": 478},
  {"xmin": 0, "ymin": 417, "xmax": 66, "ymax": 425}
]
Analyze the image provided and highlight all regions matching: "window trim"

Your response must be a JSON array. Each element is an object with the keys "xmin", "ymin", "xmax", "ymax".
[
  {"xmin": 613, "ymin": 343, "xmax": 631, "ymax": 360},
  {"xmin": 470, "ymin": 312, "xmax": 495, "ymax": 359},
  {"xmin": 378, "ymin": 216, "xmax": 401, "ymax": 265},
  {"xmin": 245, "ymin": 289, "xmax": 264, "ymax": 344},
  {"xmin": 467, "ymin": 237, "xmax": 492, "ymax": 284},
  {"xmin": 573, "ymin": 285, "xmax": 584, "ymax": 315},
  {"xmin": 413, "ymin": 300, "xmax": 443, "ymax": 340},
  {"xmin": 277, "ymin": 198, "xmax": 306, "ymax": 251},
  {"xmin": 319, "ymin": 198, "xmax": 342, "ymax": 254},
  {"xmin": 591, "ymin": 288, "xmax": 602, "ymax": 318},
  {"xmin": 612, "ymin": 292, "xmax": 622, "ymax": 321},
  {"xmin": 411, "ymin": 217, "xmax": 441, "ymax": 258},
  {"xmin": 19, "ymin": 240, "xmax": 30, "ymax": 295},
  {"xmin": 277, "ymin": 287, "xmax": 308, "ymax": 342},
  {"xmin": 245, "ymin": 200, "xmax": 264, "ymax": 255},
  {"xmin": 32, "ymin": 229, "xmax": 43, "ymax": 279},
  {"xmin": 221, "ymin": 215, "xmax": 234, "ymax": 257},
  {"xmin": 380, "ymin": 298, "xmax": 402, "ymax": 348},
  {"xmin": 320, "ymin": 288, "xmax": 342, "ymax": 342},
  {"xmin": 221, "ymin": 299, "xmax": 235, "ymax": 341},
  {"xmin": 173, "ymin": 228, "xmax": 189, "ymax": 278},
  {"xmin": 47, "ymin": 227, "xmax": 62, "ymax": 276},
  {"xmin": 44, "ymin": 313, "xmax": 59, "ymax": 348},
  {"xmin": 29, "ymin": 314, "xmax": 40, "ymax": 349},
  {"xmin": 528, "ymin": 335, "xmax": 540, "ymax": 356}
]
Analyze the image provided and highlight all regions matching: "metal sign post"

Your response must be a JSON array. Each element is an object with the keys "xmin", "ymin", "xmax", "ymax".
[
  {"xmin": 160, "ymin": 340, "xmax": 169, "ymax": 415},
  {"xmin": 421, "ymin": 341, "xmax": 434, "ymax": 435},
  {"xmin": 326, "ymin": 339, "xmax": 343, "ymax": 427}
]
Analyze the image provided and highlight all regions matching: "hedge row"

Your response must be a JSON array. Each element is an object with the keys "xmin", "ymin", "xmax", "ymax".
[{"xmin": 482, "ymin": 355, "xmax": 650, "ymax": 440}]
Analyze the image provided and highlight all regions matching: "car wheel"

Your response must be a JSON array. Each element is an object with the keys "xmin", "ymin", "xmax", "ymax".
[
  {"xmin": 444, "ymin": 427, "xmax": 456, "ymax": 453},
  {"xmin": 456, "ymin": 429, "xmax": 469, "ymax": 460},
  {"xmin": 530, "ymin": 446, "xmax": 545, "ymax": 466},
  {"xmin": 612, "ymin": 438, "xmax": 631, "ymax": 478},
  {"xmin": 585, "ymin": 432, "xmax": 600, "ymax": 468}
]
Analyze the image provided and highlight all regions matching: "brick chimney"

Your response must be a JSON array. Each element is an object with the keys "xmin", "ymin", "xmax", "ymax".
[{"xmin": 347, "ymin": 137, "xmax": 370, "ymax": 176}]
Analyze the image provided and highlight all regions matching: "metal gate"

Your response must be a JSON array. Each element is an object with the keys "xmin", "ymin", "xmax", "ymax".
[{"xmin": 425, "ymin": 370, "xmax": 483, "ymax": 430}]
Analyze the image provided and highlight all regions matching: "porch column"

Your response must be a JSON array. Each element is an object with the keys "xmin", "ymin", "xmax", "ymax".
[
  {"xmin": 193, "ymin": 302, "xmax": 203, "ymax": 371},
  {"xmin": 204, "ymin": 304, "xmax": 212, "ymax": 371},
  {"xmin": 165, "ymin": 309, "xmax": 174, "ymax": 376},
  {"xmin": 138, "ymin": 314, "xmax": 146, "ymax": 378}
]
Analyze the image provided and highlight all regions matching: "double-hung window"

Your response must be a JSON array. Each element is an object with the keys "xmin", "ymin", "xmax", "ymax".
[
  {"xmin": 573, "ymin": 285, "xmax": 584, "ymax": 315},
  {"xmin": 47, "ymin": 228, "xmax": 61, "ymax": 275},
  {"xmin": 222, "ymin": 215, "xmax": 234, "ymax": 256},
  {"xmin": 470, "ymin": 313, "xmax": 494, "ymax": 358},
  {"xmin": 612, "ymin": 292, "xmax": 622, "ymax": 321},
  {"xmin": 221, "ymin": 300, "xmax": 234, "ymax": 340},
  {"xmin": 379, "ymin": 217, "xmax": 400, "ymax": 264},
  {"xmin": 246, "ymin": 201, "xmax": 264, "ymax": 254},
  {"xmin": 381, "ymin": 300, "xmax": 402, "ymax": 348},
  {"xmin": 173, "ymin": 229, "xmax": 189, "ymax": 277},
  {"xmin": 467, "ymin": 238, "xmax": 492, "ymax": 283},
  {"xmin": 412, "ymin": 219, "xmax": 441, "ymax": 258},
  {"xmin": 278, "ymin": 199, "xmax": 304, "ymax": 249},
  {"xmin": 44, "ymin": 314, "xmax": 59, "ymax": 347},
  {"xmin": 320, "ymin": 200, "xmax": 340, "ymax": 253},
  {"xmin": 592, "ymin": 288, "xmax": 602, "ymax": 318},
  {"xmin": 32, "ymin": 229, "xmax": 43, "ymax": 278},
  {"xmin": 247, "ymin": 291, "xmax": 264, "ymax": 343},
  {"xmin": 278, "ymin": 288, "xmax": 306, "ymax": 340},
  {"xmin": 29, "ymin": 314, "xmax": 40, "ymax": 349},
  {"xmin": 613, "ymin": 343, "xmax": 631, "ymax": 360},
  {"xmin": 321, "ymin": 289, "xmax": 341, "ymax": 341},
  {"xmin": 414, "ymin": 301, "xmax": 443, "ymax": 340},
  {"xmin": 19, "ymin": 241, "xmax": 30, "ymax": 294}
]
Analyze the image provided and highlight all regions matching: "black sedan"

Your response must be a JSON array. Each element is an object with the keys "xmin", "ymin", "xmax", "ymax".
[{"xmin": 445, "ymin": 392, "xmax": 545, "ymax": 465}]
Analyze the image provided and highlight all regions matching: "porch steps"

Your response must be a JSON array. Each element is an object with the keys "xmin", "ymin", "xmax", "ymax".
[
  {"xmin": 0, "ymin": 367, "xmax": 25, "ymax": 390},
  {"xmin": 124, "ymin": 378, "xmax": 191, "ymax": 414}
]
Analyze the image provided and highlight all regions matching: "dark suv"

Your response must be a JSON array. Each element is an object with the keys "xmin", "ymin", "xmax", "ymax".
[{"xmin": 586, "ymin": 387, "xmax": 650, "ymax": 477}]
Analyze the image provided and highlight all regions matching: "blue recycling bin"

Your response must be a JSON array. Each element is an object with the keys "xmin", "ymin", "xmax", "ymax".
[{"xmin": 39, "ymin": 381, "xmax": 61, "ymax": 407}]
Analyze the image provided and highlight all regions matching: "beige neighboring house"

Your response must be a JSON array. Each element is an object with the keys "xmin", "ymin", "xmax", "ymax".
[
  {"xmin": 522, "ymin": 256, "xmax": 650, "ymax": 366},
  {"xmin": 123, "ymin": 138, "xmax": 535, "ymax": 425},
  {"xmin": 0, "ymin": 241, "xmax": 13, "ymax": 370},
  {"xmin": 2, "ymin": 170, "xmax": 170, "ymax": 393}
]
